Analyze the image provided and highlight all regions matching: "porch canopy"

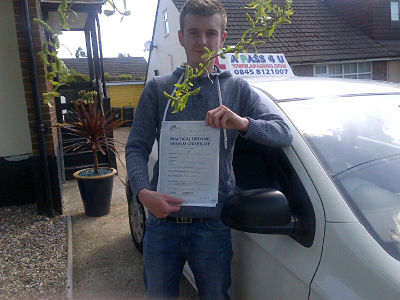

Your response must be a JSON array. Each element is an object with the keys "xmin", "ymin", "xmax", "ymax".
[
  {"xmin": 40, "ymin": 0, "xmax": 117, "ymax": 179},
  {"xmin": 41, "ymin": 0, "xmax": 107, "ymax": 101}
]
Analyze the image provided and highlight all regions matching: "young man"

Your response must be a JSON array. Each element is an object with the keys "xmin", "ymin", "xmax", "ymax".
[{"xmin": 125, "ymin": 0, "xmax": 292, "ymax": 299}]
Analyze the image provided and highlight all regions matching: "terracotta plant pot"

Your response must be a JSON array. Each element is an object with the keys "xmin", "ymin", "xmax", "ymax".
[{"xmin": 73, "ymin": 167, "xmax": 117, "ymax": 217}]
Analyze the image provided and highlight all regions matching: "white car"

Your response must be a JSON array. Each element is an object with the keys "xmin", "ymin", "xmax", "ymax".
[{"xmin": 127, "ymin": 76, "xmax": 400, "ymax": 299}]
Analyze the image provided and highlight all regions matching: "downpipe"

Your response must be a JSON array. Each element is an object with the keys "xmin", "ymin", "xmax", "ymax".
[{"xmin": 22, "ymin": 0, "xmax": 55, "ymax": 217}]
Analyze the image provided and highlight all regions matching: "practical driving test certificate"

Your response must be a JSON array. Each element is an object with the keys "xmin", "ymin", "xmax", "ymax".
[{"xmin": 159, "ymin": 121, "xmax": 220, "ymax": 207}]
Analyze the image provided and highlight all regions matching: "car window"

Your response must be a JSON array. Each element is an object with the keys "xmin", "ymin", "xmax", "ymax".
[
  {"xmin": 281, "ymin": 95, "xmax": 400, "ymax": 261},
  {"xmin": 233, "ymin": 136, "xmax": 316, "ymax": 247}
]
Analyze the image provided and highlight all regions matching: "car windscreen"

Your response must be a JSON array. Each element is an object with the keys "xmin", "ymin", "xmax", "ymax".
[{"xmin": 280, "ymin": 95, "xmax": 400, "ymax": 261}]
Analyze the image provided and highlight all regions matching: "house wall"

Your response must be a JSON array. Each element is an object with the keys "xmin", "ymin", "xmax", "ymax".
[
  {"xmin": 147, "ymin": 0, "xmax": 186, "ymax": 83},
  {"xmin": 11, "ymin": 0, "xmax": 63, "ymax": 213},
  {"xmin": 292, "ymin": 60, "xmax": 389, "ymax": 81},
  {"xmin": 292, "ymin": 64, "xmax": 313, "ymax": 77},
  {"xmin": 107, "ymin": 83, "xmax": 145, "ymax": 113},
  {"xmin": 372, "ymin": 61, "xmax": 387, "ymax": 81},
  {"xmin": 388, "ymin": 60, "xmax": 400, "ymax": 82},
  {"xmin": 0, "ymin": 0, "xmax": 36, "ymax": 207},
  {"xmin": 0, "ymin": 0, "xmax": 32, "ymax": 157}
]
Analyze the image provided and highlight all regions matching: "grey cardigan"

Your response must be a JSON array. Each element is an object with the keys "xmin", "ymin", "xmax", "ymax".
[{"xmin": 125, "ymin": 66, "xmax": 292, "ymax": 219}]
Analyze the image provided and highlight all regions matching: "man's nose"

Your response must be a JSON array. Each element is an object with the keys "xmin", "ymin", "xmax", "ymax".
[{"xmin": 199, "ymin": 33, "xmax": 207, "ymax": 46}]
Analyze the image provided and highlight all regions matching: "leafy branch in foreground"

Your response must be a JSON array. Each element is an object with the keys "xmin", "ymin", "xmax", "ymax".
[
  {"xmin": 33, "ymin": 0, "xmax": 72, "ymax": 105},
  {"xmin": 164, "ymin": 0, "xmax": 294, "ymax": 113},
  {"xmin": 103, "ymin": 0, "xmax": 131, "ymax": 21},
  {"xmin": 34, "ymin": 0, "xmax": 131, "ymax": 105}
]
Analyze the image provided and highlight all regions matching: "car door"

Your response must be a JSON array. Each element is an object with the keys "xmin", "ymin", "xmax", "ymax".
[{"xmin": 230, "ymin": 134, "xmax": 326, "ymax": 300}]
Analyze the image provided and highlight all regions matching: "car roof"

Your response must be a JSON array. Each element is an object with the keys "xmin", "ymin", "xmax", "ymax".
[{"xmin": 246, "ymin": 76, "xmax": 400, "ymax": 101}]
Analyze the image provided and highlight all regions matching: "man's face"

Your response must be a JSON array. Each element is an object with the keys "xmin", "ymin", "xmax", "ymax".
[{"xmin": 178, "ymin": 13, "xmax": 227, "ymax": 72}]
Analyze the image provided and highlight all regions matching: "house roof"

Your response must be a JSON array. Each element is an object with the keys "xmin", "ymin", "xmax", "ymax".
[
  {"xmin": 171, "ymin": 0, "xmax": 400, "ymax": 64},
  {"xmin": 62, "ymin": 57, "xmax": 148, "ymax": 78}
]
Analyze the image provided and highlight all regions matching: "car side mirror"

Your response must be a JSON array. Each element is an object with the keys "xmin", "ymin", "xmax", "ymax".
[{"xmin": 222, "ymin": 189, "xmax": 295, "ymax": 235}]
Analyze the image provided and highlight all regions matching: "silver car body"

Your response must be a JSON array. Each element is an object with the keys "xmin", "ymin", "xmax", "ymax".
[{"xmin": 146, "ymin": 77, "xmax": 400, "ymax": 299}]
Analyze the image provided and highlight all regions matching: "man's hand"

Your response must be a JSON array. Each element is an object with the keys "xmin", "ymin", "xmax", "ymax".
[
  {"xmin": 138, "ymin": 189, "xmax": 184, "ymax": 218},
  {"xmin": 206, "ymin": 105, "xmax": 249, "ymax": 132}
]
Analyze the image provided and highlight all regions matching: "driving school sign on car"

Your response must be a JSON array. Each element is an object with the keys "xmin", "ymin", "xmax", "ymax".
[{"xmin": 215, "ymin": 53, "xmax": 294, "ymax": 77}]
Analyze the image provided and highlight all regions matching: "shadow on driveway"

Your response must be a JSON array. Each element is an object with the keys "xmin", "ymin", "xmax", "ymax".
[{"xmin": 68, "ymin": 128, "xmax": 199, "ymax": 300}]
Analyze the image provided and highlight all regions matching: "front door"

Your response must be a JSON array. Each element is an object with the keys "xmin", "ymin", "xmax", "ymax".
[{"xmin": 230, "ymin": 137, "xmax": 325, "ymax": 299}]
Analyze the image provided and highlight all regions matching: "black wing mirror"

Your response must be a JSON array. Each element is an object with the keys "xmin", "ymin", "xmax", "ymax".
[{"xmin": 222, "ymin": 189, "xmax": 295, "ymax": 235}]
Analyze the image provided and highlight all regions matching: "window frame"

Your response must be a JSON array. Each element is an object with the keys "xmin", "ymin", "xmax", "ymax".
[
  {"xmin": 391, "ymin": 0, "xmax": 400, "ymax": 22},
  {"xmin": 313, "ymin": 62, "xmax": 373, "ymax": 80},
  {"xmin": 162, "ymin": 10, "xmax": 170, "ymax": 37}
]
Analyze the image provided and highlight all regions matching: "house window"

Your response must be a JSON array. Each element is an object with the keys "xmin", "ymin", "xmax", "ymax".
[
  {"xmin": 162, "ymin": 10, "xmax": 169, "ymax": 36},
  {"xmin": 314, "ymin": 62, "xmax": 372, "ymax": 79},
  {"xmin": 391, "ymin": 0, "xmax": 399, "ymax": 22}
]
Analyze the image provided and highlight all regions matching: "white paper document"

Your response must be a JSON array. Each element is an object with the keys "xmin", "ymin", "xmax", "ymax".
[{"xmin": 159, "ymin": 121, "xmax": 220, "ymax": 207}]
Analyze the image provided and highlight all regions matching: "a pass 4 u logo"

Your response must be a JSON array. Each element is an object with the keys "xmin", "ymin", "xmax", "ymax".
[
  {"xmin": 231, "ymin": 54, "xmax": 285, "ymax": 64},
  {"xmin": 215, "ymin": 53, "xmax": 294, "ymax": 77}
]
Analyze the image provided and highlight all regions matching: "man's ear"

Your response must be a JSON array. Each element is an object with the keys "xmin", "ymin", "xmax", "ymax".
[
  {"xmin": 178, "ymin": 30, "xmax": 184, "ymax": 47},
  {"xmin": 221, "ymin": 31, "xmax": 227, "ymax": 46}
]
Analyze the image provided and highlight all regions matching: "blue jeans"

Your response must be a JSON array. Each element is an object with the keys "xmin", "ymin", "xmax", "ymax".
[{"xmin": 143, "ymin": 213, "xmax": 233, "ymax": 300}]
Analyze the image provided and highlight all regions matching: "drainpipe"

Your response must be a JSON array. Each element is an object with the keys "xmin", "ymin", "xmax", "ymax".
[{"xmin": 22, "ymin": 0, "xmax": 55, "ymax": 217}]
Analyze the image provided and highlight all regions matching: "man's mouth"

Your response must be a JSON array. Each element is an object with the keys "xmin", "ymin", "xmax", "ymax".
[{"xmin": 195, "ymin": 50, "xmax": 207, "ymax": 55}]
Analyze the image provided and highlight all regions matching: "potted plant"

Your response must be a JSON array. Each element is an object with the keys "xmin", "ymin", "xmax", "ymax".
[{"xmin": 57, "ymin": 100, "xmax": 125, "ymax": 217}]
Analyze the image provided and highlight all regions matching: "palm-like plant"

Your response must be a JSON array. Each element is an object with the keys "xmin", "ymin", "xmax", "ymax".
[{"xmin": 57, "ymin": 102, "xmax": 125, "ymax": 175}]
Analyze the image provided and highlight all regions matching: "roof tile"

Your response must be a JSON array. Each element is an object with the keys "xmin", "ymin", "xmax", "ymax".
[
  {"xmin": 62, "ymin": 57, "xmax": 148, "ymax": 78},
  {"xmin": 171, "ymin": 0, "xmax": 400, "ymax": 64}
]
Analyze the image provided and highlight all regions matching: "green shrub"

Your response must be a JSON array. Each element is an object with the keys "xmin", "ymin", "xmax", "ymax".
[{"xmin": 60, "ymin": 70, "xmax": 90, "ymax": 84}]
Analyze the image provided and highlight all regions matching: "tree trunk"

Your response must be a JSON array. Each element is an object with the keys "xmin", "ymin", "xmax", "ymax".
[{"xmin": 93, "ymin": 150, "xmax": 99, "ymax": 174}]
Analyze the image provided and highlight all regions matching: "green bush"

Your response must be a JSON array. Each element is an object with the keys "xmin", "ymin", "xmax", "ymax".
[{"xmin": 60, "ymin": 70, "xmax": 90, "ymax": 84}]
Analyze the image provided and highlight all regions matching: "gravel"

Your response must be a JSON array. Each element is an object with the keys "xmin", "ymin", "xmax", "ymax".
[{"xmin": 0, "ymin": 204, "xmax": 68, "ymax": 300}]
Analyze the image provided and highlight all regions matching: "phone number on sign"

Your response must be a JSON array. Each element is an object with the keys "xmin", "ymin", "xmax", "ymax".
[{"xmin": 233, "ymin": 68, "xmax": 289, "ymax": 75}]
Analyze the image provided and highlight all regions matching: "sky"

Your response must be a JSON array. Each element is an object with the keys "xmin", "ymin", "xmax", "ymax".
[{"xmin": 58, "ymin": 0, "xmax": 158, "ymax": 60}]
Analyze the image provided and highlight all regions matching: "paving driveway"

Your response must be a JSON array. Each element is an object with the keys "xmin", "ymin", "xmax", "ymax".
[{"xmin": 64, "ymin": 128, "xmax": 199, "ymax": 299}]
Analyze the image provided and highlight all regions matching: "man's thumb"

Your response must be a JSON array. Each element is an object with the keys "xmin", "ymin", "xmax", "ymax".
[{"xmin": 167, "ymin": 197, "xmax": 185, "ymax": 204}]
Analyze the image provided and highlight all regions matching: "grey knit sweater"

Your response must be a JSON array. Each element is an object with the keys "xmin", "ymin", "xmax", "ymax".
[{"xmin": 125, "ymin": 66, "xmax": 292, "ymax": 219}]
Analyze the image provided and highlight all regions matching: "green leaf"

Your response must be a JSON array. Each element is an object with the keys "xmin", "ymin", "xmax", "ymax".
[
  {"xmin": 163, "ymin": 91, "xmax": 177, "ymax": 101},
  {"xmin": 39, "ymin": 51, "xmax": 49, "ymax": 65},
  {"xmin": 47, "ymin": 72, "xmax": 57, "ymax": 80},
  {"xmin": 124, "ymin": 10, "xmax": 131, "ymax": 16},
  {"xmin": 189, "ymin": 87, "xmax": 201, "ymax": 96},
  {"xmin": 103, "ymin": 10, "xmax": 115, "ymax": 16},
  {"xmin": 246, "ymin": 13, "xmax": 255, "ymax": 28},
  {"xmin": 268, "ymin": 24, "xmax": 276, "ymax": 37},
  {"xmin": 241, "ymin": 28, "xmax": 251, "ymax": 41},
  {"xmin": 33, "ymin": 18, "xmax": 53, "ymax": 33}
]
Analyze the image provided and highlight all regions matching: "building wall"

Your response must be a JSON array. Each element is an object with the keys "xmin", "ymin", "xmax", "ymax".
[
  {"xmin": 107, "ymin": 83, "xmax": 145, "ymax": 112},
  {"xmin": 0, "ymin": 0, "xmax": 35, "ymax": 207},
  {"xmin": 0, "ymin": 0, "xmax": 32, "ymax": 157},
  {"xmin": 372, "ymin": 61, "xmax": 388, "ymax": 81},
  {"xmin": 388, "ymin": 60, "xmax": 400, "ymax": 82},
  {"xmin": 292, "ymin": 64, "xmax": 313, "ymax": 77},
  {"xmin": 147, "ymin": 0, "xmax": 186, "ymax": 83},
  {"xmin": 11, "ymin": 0, "xmax": 62, "ymax": 213}
]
